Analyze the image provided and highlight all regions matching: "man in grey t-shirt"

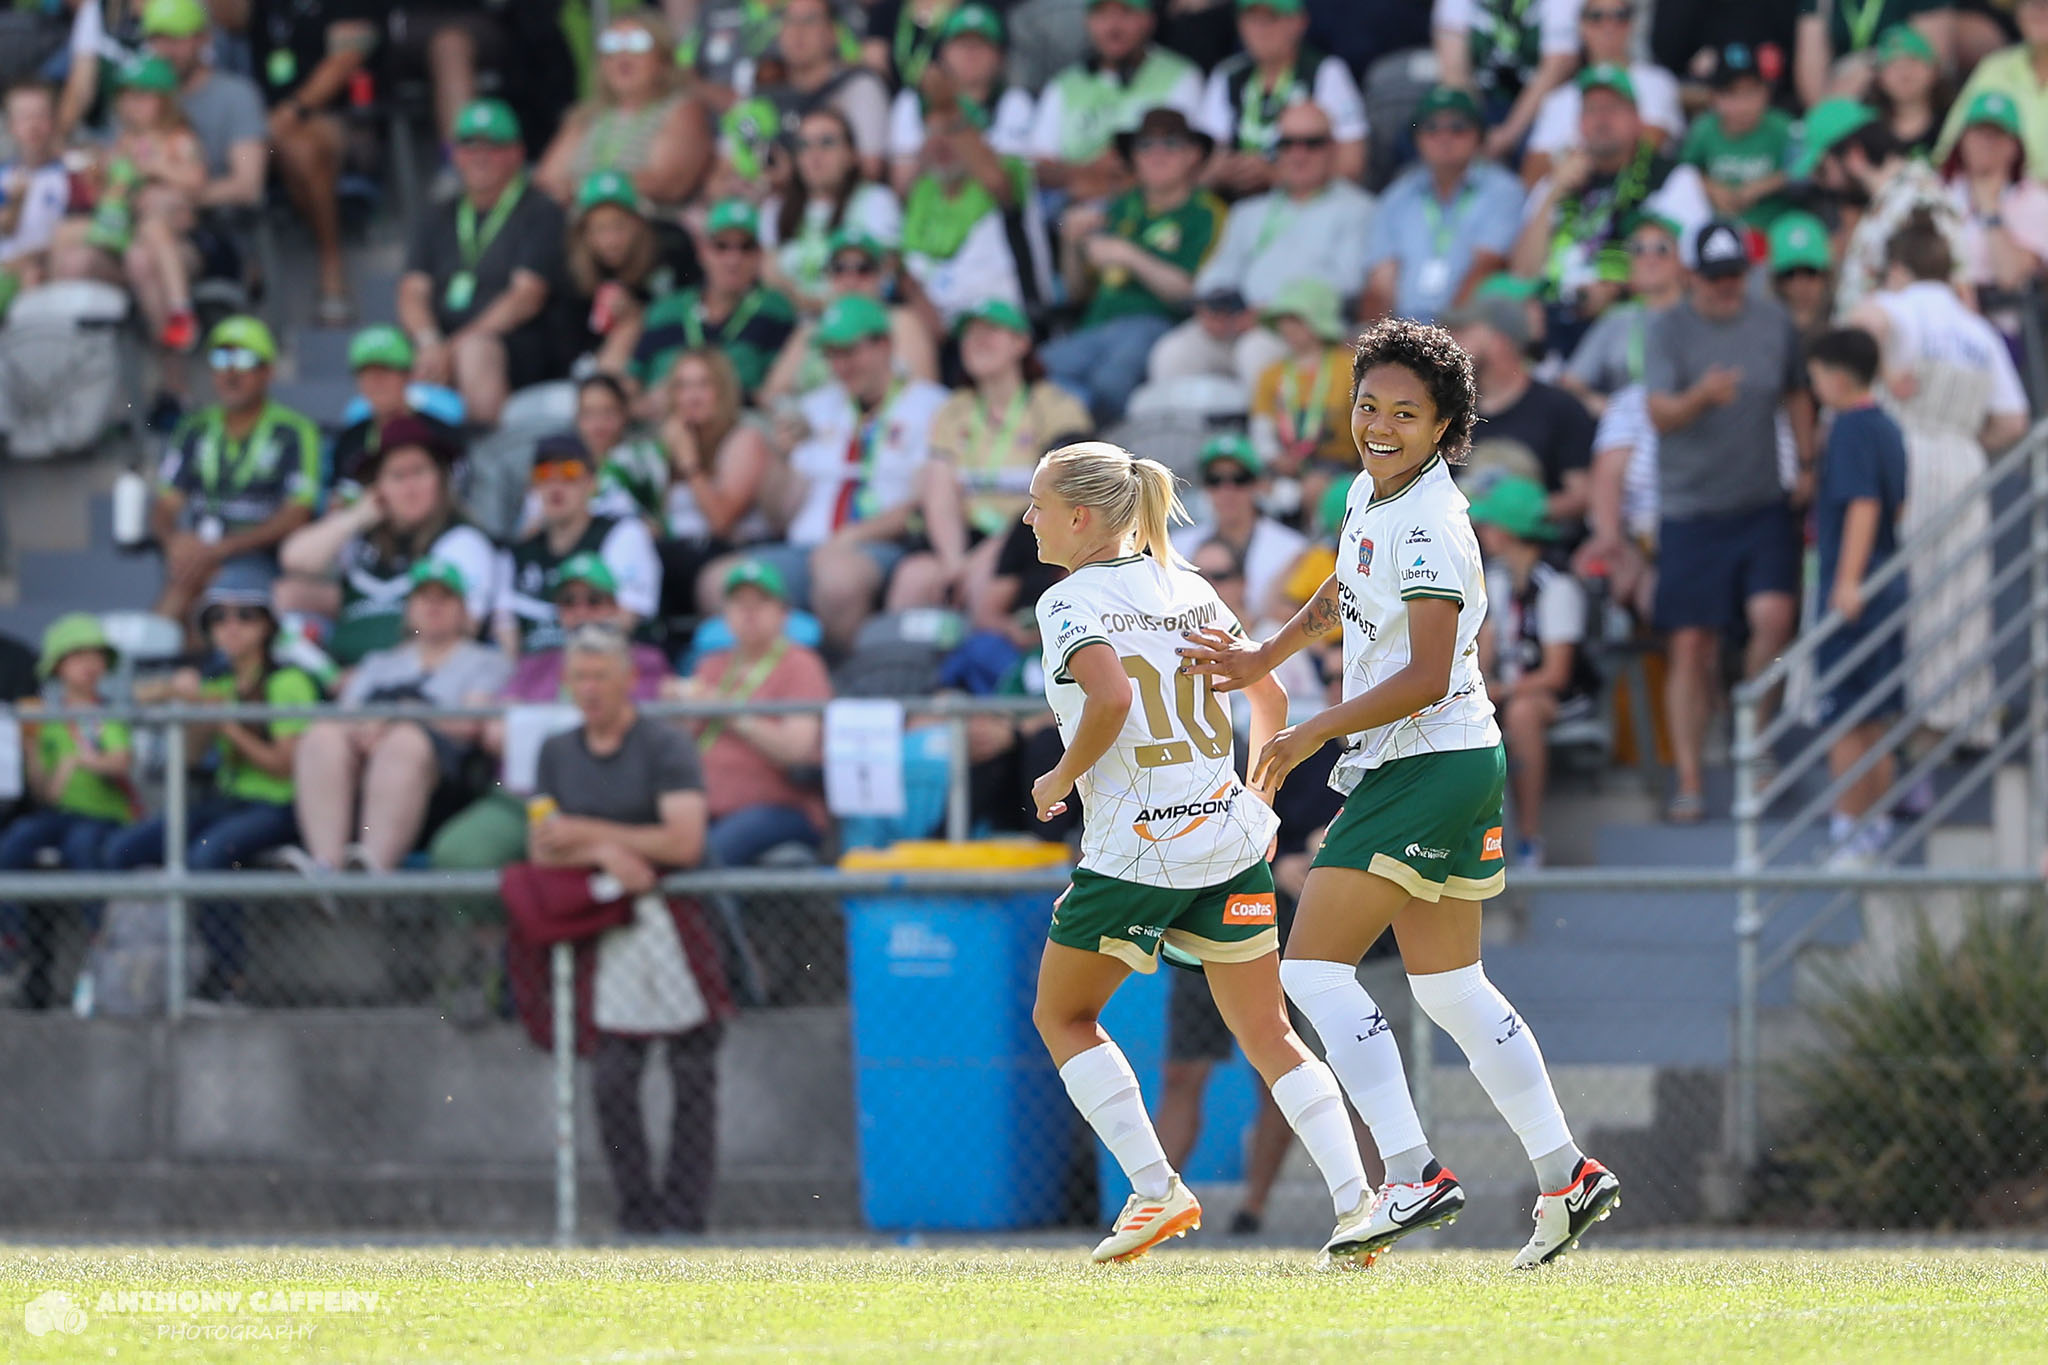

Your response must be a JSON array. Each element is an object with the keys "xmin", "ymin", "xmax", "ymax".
[
  {"xmin": 1643, "ymin": 220, "xmax": 1815, "ymax": 822},
  {"xmin": 145, "ymin": 0, "xmax": 266, "ymax": 205}
]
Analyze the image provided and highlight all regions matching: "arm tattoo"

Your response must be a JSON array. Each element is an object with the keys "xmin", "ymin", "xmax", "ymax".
[{"xmin": 1304, "ymin": 591, "xmax": 1340, "ymax": 637}]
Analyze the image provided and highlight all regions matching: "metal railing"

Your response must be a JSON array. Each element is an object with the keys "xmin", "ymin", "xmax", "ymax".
[{"xmin": 1728, "ymin": 419, "xmax": 2048, "ymax": 1169}]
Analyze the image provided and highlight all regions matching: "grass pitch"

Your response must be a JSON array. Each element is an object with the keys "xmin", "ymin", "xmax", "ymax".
[{"xmin": 2, "ymin": 1245, "xmax": 2045, "ymax": 1363}]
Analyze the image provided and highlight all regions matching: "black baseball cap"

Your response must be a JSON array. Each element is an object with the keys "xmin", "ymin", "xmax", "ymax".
[
  {"xmin": 1711, "ymin": 42, "xmax": 1764, "ymax": 90},
  {"xmin": 1694, "ymin": 220, "xmax": 1751, "ymax": 279}
]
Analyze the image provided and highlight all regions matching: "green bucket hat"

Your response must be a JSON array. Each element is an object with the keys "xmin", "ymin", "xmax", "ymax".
[
  {"xmin": 816, "ymin": 293, "xmax": 893, "ymax": 348},
  {"xmin": 575, "ymin": 167, "xmax": 644, "ymax": 218},
  {"xmin": 955, "ymin": 297, "xmax": 1031, "ymax": 337},
  {"xmin": 547, "ymin": 552, "xmax": 618, "ymax": 598},
  {"xmin": 206, "ymin": 314, "xmax": 276, "ymax": 364},
  {"xmin": 347, "ymin": 324, "xmax": 414, "ymax": 372},
  {"xmin": 38, "ymin": 613, "xmax": 115, "ymax": 680},
  {"xmin": 1198, "ymin": 433, "xmax": 1263, "ymax": 477},
  {"xmin": 1876, "ymin": 25, "xmax": 1935, "ymax": 65},
  {"xmin": 1961, "ymin": 90, "xmax": 2024, "ymax": 140},
  {"xmin": 705, "ymin": 197, "xmax": 761, "ymax": 242},
  {"xmin": 1467, "ymin": 475, "xmax": 1556, "ymax": 541},
  {"xmin": 1793, "ymin": 98, "xmax": 1877, "ymax": 177},
  {"xmin": 1767, "ymin": 211, "xmax": 1831, "ymax": 274},
  {"xmin": 1412, "ymin": 85, "xmax": 1482, "ymax": 129},
  {"xmin": 141, "ymin": 0, "xmax": 208, "ymax": 38},
  {"xmin": 407, "ymin": 557, "xmax": 469, "ymax": 598},
  {"xmin": 1261, "ymin": 277, "xmax": 1344, "ymax": 342},
  {"xmin": 1576, "ymin": 64, "xmax": 1636, "ymax": 104},
  {"xmin": 452, "ymin": 98, "xmax": 521, "ymax": 145},
  {"xmin": 940, "ymin": 3, "xmax": 1006, "ymax": 45},
  {"xmin": 116, "ymin": 54, "xmax": 180, "ymax": 94},
  {"xmin": 723, "ymin": 559, "xmax": 789, "ymax": 601}
]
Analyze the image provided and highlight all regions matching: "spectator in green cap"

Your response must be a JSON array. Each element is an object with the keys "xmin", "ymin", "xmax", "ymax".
[
  {"xmin": 735, "ymin": 290, "xmax": 954, "ymax": 653},
  {"xmin": 535, "ymin": 9, "xmax": 713, "ymax": 214},
  {"xmin": 1936, "ymin": 0, "xmax": 2048, "ymax": 179},
  {"xmin": 760, "ymin": 107, "xmax": 903, "ymax": 314},
  {"xmin": 496, "ymin": 432, "xmax": 664, "ymax": 659},
  {"xmin": 1682, "ymin": 41, "xmax": 1796, "ymax": 231},
  {"xmin": 562, "ymin": 166, "xmax": 705, "ymax": 377},
  {"xmin": 1766, "ymin": 211, "xmax": 1837, "ymax": 343},
  {"xmin": 0, "ymin": 615, "xmax": 135, "ymax": 1009},
  {"xmin": 149, "ymin": 315, "xmax": 321, "ymax": 636},
  {"xmin": 1195, "ymin": 0, "xmax": 1367, "ymax": 191},
  {"xmin": 1470, "ymin": 475, "xmax": 1598, "ymax": 869},
  {"xmin": 1522, "ymin": 0, "xmax": 1682, "ymax": 186},
  {"xmin": 1028, "ymin": 0, "xmax": 1202, "ymax": 200},
  {"xmin": 329, "ymin": 326, "xmax": 469, "ymax": 504},
  {"xmin": 1249, "ymin": 279, "xmax": 1355, "ymax": 521},
  {"xmin": 136, "ymin": 0, "xmax": 267, "ymax": 222},
  {"xmin": 759, "ymin": 225, "xmax": 939, "ymax": 405},
  {"xmin": 253, "ymin": 1, "xmax": 379, "ymax": 325},
  {"xmin": 1561, "ymin": 214, "xmax": 1687, "ymax": 419},
  {"xmin": 1807, "ymin": 103, "xmax": 1964, "ymax": 316},
  {"xmin": 631, "ymin": 197, "xmax": 797, "ymax": 401},
  {"xmin": 1431, "ymin": 0, "xmax": 1580, "ymax": 162},
  {"xmin": 398, "ymin": 97, "xmax": 567, "ymax": 428},
  {"xmin": 1043, "ymin": 106, "xmax": 1224, "ymax": 425},
  {"xmin": 1942, "ymin": 89, "xmax": 2048, "ymax": 314},
  {"xmin": 927, "ymin": 296, "xmax": 1090, "ymax": 612},
  {"xmin": 288, "ymin": 557, "xmax": 512, "ymax": 879},
  {"xmin": 92, "ymin": 51, "xmax": 209, "ymax": 358},
  {"xmin": 1170, "ymin": 433, "xmax": 1306, "ymax": 621},
  {"xmin": 1794, "ymin": 0, "xmax": 1946, "ymax": 112},
  {"xmin": 885, "ymin": 3, "xmax": 1036, "ymax": 192},
  {"xmin": 1361, "ymin": 85, "xmax": 1526, "ymax": 325},
  {"xmin": 897, "ymin": 86, "xmax": 1040, "ymax": 333},
  {"xmin": 1870, "ymin": 24, "xmax": 1944, "ymax": 161},
  {"xmin": 677, "ymin": 557, "xmax": 833, "ymax": 867}
]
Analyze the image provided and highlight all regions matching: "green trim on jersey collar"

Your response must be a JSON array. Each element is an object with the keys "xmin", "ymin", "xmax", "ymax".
[
  {"xmin": 1074, "ymin": 552, "xmax": 1145, "ymax": 572},
  {"xmin": 1366, "ymin": 454, "xmax": 1443, "ymax": 509}
]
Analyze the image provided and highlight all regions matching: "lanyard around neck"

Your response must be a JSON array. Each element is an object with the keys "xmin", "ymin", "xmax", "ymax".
[
  {"xmin": 964, "ymin": 384, "xmax": 1029, "ymax": 479},
  {"xmin": 1237, "ymin": 62, "xmax": 1299, "ymax": 151},
  {"xmin": 893, "ymin": 1, "xmax": 951, "ymax": 88},
  {"xmin": 200, "ymin": 405, "xmax": 277, "ymax": 492},
  {"xmin": 1277, "ymin": 351, "xmax": 1336, "ymax": 448},
  {"xmin": 697, "ymin": 637, "xmax": 789, "ymax": 749},
  {"xmin": 457, "ymin": 172, "xmax": 528, "ymax": 271},
  {"xmin": 685, "ymin": 285, "xmax": 766, "ymax": 350},
  {"xmin": 1421, "ymin": 179, "xmax": 1476, "ymax": 256}
]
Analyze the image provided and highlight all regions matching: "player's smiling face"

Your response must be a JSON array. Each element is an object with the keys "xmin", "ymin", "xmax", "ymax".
[{"xmin": 1353, "ymin": 363, "xmax": 1449, "ymax": 488}]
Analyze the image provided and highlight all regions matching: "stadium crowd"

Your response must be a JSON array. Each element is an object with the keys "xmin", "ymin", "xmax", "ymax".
[{"xmin": 0, "ymin": 0, "xmax": 2038, "ymax": 1041}]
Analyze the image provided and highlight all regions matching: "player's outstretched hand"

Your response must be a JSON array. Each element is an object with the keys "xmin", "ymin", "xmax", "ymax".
[
  {"xmin": 1032, "ymin": 768, "xmax": 1073, "ymax": 822},
  {"xmin": 1176, "ymin": 626, "xmax": 1269, "ymax": 693},
  {"xmin": 1251, "ymin": 723, "xmax": 1321, "ymax": 792}
]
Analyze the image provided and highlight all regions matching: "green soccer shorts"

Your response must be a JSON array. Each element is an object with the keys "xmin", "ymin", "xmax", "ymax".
[
  {"xmin": 1312, "ymin": 744, "xmax": 1507, "ymax": 902},
  {"xmin": 1050, "ymin": 860, "xmax": 1279, "ymax": 973}
]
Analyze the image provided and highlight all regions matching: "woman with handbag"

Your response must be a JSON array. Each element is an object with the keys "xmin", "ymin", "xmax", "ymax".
[{"xmin": 522, "ymin": 623, "xmax": 734, "ymax": 1234}]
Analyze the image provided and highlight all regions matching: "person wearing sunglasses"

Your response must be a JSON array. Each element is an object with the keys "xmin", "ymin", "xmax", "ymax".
[
  {"xmin": 149, "ymin": 315, "xmax": 321, "ymax": 640},
  {"xmin": 761, "ymin": 107, "xmax": 903, "ymax": 313},
  {"xmin": 1360, "ymin": 87, "xmax": 1526, "ymax": 327},
  {"xmin": 1195, "ymin": 0, "xmax": 1366, "ymax": 197},
  {"xmin": 1520, "ymin": 1, "xmax": 1682, "ymax": 192},
  {"xmin": 1028, "ymin": 0, "xmax": 1203, "ymax": 201},
  {"xmin": 398, "ymin": 98, "xmax": 567, "ymax": 429},
  {"xmin": 104, "ymin": 565, "xmax": 326, "ymax": 1008},
  {"xmin": 756, "ymin": 0, "xmax": 894, "ymax": 182},
  {"xmin": 1765, "ymin": 211, "xmax": 1837, "ymax": 344},
  {"xmin": 1168, "ymin": 434, "xmax": 1306, "ymax": 625},
  {"xmin": 495, "ymin": 434, "xmax": 663, "ymax": 660},
  {"xmin": 1150, "ymin": 101, "xmax": 1374, "ymax": 391},
  {"xmin": 1559, "ymin": 213, "xmax": 1686, "ymax": 419},
  {"xmin": 759, "ymin": 225, "xmax": 940, "ymax": 404},
  {"xmin": 1432, "ymin": 0, "xmax": 1581, "ymax": 165},
  {"xmin": 633, "ymin": 198, "xmax": 798, "ymax": 403},
  {"xmin": 886, "ymin": 4, "xmax": 1035, "ymax": 197},
  {"xmin": 536, "ymin": 9, "xmax": 714, "ymax": 214}
]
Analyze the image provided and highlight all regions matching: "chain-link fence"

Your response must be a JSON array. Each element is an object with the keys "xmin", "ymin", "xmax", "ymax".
[{"xmin": 0, "ymin": 697, "xmax": 2044, "ymax": 1243}]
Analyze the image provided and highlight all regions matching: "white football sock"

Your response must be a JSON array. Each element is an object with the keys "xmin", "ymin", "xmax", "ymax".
[
  {"xmin": 1059, "ymin": 1041, "xmax": 1174, "ymax": 1200},
  {"xmin": 1408, "ymin": 963, "xmax": 1579, "ymax": 1182},
  {"xmin": 1279, "ymin": 958, "xmax": 1430, "ymax": 1177},
  {"xmin": 1270, "ymin": 1060, "xmax": 1368, "ymax": 1214}
]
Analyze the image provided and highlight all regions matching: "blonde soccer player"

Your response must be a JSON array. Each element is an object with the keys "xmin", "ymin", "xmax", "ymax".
[
  {"xmin": 1023, "ymin": 441, "xmax": 1377, "ymax": 1265},
  {"xmin": 1179, "ymin": 319, "xmax": 1622, "ymax": 1268}
]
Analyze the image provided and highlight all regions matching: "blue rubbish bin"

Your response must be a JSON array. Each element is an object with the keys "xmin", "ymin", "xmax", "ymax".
[
  {"xmin": 842, "ymin": 841, "xmax": 1073, "ymax": 1230},
  {"xmin": 1095, "ymin": 966, "xmax": 1262, "ymax": 1222}
]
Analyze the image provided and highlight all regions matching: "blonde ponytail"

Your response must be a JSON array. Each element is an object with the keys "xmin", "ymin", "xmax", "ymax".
[{"xmin": 1042, "ymin": 441, "xmax": 1193, "ymax": 567}]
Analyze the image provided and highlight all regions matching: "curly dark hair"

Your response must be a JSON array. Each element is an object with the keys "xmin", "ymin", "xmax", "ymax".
[{"xmin": 1349, "ymin": 317, "xmax": 1478, "ymax": 464}]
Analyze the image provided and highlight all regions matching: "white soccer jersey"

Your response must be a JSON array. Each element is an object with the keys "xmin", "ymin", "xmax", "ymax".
[
  {"xmin": 1328, "ymin": 458, "xmax": 1500, "ymax": 792},
  {"xmin": 1038, "ymin": 554, "xmax": 1279, "ymax": 889}
]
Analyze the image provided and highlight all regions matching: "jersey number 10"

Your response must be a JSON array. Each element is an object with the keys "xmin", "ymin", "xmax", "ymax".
[{"xmin": 1121, "ymin": 654, "xmax": 1232, "ymax": 769}]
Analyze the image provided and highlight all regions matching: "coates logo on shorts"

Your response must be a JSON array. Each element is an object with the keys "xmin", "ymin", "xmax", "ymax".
[
  {"xmin": 24, "ymin": 1291, "xmax": 88, "ymax": 1337},
  {"xmin": 1482, "ymin": 827, "xmax": 1504, "ymax": 861},
  {"xmin": 1132, "ymin": 782, "xmax": 1236, "ymax": 842}
]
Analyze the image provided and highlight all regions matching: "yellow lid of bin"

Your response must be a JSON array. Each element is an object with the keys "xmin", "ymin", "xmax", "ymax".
[{"xmin": 839, "ymin": 840, "xmax": 1071, "ymax": 872}]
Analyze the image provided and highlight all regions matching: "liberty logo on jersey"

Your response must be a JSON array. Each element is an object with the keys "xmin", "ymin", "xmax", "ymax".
[{"xmin": 1132, "ymin": 782, "xmax": 1236, "ymax": 843}]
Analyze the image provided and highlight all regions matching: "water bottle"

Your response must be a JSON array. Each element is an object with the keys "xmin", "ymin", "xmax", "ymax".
[
  {"xmin": 112, "ymin": 469, "xmax": 151, "ymax": 548},
  {"xmin": 71, "ymin": 968, "xmax": 95, "ymax": 1019}
]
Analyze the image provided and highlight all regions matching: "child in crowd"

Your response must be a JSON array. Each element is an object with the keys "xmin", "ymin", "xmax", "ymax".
[
  {"xmin": 1805, "ymin": 327, "xmax": 1910, "ymax": 865},
  {"xmin": 87, "ymin": 54, "xmax": 206, "ymax": 352},
  {"xmin": 1681, "ymin": 43, "xmax": 1793, "ymax": 232}
]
